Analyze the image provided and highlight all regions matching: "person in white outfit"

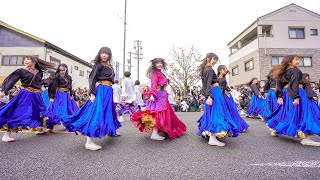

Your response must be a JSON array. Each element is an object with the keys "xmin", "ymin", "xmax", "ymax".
[
  {"xmin": 116, "ymin": 71, "xmax": 137, "ymax": 122},
  {"xmin": 112, "ymin": 80, "xmax": 122, "ymax": 121},
  {"xmin": 166, "ymin": 79, "xmax": 177, "ymax": 111},
  {"xmin": 134, "ymin": 80, "xmax": 145, "ymax": 109}
]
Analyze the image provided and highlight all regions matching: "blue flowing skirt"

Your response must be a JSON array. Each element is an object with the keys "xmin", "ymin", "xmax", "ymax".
[
  {"xmin": 266, "ymin": 88, "xmax": 320, "ymax": 137},
  {"xmin": 42, "ymin": 89, "xmax": 50, "ymax": 108},
  {"xmin": 263, "ymin": 89, "xmax": 279, "ymax": 118},
  {"xmin": 47, "ymin": 91, "xmax": 76, "ymax": 129},
  {"xmin": 70, "ymin": 98, "xmax": 79, "ymax": 112},
  {"xmin": 0, "ymin": 89, "xmax": 47, "ymax": 131},
  {"xmin": 246, "ymin": 95, "xmax": 266, "ymax": 117},
  {"xmin": 197, "ymin": 86, "xmax": 239, "ymax": 138},
  {"xmin": 61, "ymin": 84, "xmax": 121, "ymax": 138},
  {"xmin": 224, "ymin": 94, "xmax": 249, "ymax": 132}
]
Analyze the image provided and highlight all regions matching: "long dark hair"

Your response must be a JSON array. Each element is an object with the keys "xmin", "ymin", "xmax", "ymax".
[
  {"xmin": 24, "ymin": 56, "xmax": 55, "ymax": 72},
  {"xmin": 247, "ymin": 77, "xmax": 258, "ymax": 87},
  {"xmin": 146, "ymin": 58, "xmax": 167, "ymax": 78},
  {"xmin": 271, "ymin": 55, "xmax": 296, "ymax": 81},
  {"xmin": 55, "ymin": 63, "xmax": 69, "ymax": 76},
  {"xmin": 92, "ymin": 47, "xmax": 113, "ymax": 65},
  {"xmin": 302, "ymin": 73, "xmax": 310, "ymax": 84},
  {"xmin": 197, "ymin": 52, "xmax": 219, "ymax": 77},
  {"xmin": 217, "ymin": 65, "xmax": 228, "ymax": 77}
]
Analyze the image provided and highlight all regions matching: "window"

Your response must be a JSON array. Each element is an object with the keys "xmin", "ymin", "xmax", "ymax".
[
  {"xmin": 289, "ymin": 27, "xmax": 305, "ymax": 39},
  {"xmin": 87, "ymin": 70, "xmax": 91, "ymax": 79},
  {"xmin": 244, "ymin": 60, "xmax": 254, "ymax": 71},
  {"xmin": 1, "ymin": 55, "xmax": 30, "ymax": 66},
  {"xmin": 79, "ymin": 70, "xmax": 84, "ymax": 76},
  {"xmin": 74, "ymin": 66, "xmax": 79, "ymax": 70},
  {"xmin": 231, "ymin": 66, "xmax": 238, "ymax": 76},
  {"xmin": 271, "ymin": 56, "xmax": 284, "ymax": 66},
  {"xmin": 299, "ymin": 57, "xmax": 312, "ymax": 67},
  {"xmin": 50, "ymin": 56, "xmax": 61, "ymax": 67},
  {"xmin": 310, "ymin": 29, "xmax": 318, "ymax": 36}
]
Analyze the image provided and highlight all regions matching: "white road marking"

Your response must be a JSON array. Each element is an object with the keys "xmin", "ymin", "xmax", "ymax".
[{"xmin": 250, "ymin": 161, "xmax": 320, "ymax": 168}]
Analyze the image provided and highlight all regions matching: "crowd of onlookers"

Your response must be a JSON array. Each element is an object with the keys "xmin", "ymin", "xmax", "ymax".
[{"xmin": 1, "ymin": 82, "xmax": 319, "ymax": 111}]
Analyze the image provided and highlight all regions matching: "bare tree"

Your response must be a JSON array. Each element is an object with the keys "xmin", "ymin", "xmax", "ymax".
[{"xmin": 167, "ymin": 45, "xmax": 202, "ymax": 98}]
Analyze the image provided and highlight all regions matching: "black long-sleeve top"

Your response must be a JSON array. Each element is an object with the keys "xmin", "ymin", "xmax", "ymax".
[
  {"xmin": 278, "ymin": 67, "xmax": 302, "ymax": 99},
  {"xmin": 89, "ymin": 63, "xmax": 115, "ymax": 95},
  {"xmin": 0, "ymin": 68, "xmax": 43, "ymax": 95},
  {"xmin": 201, "ymin": 66, "xmax": 218, "ymax": 98},
  {"xmin": 48, "ymin": 74, "xmax": 72, "ymax": 99},
  {"xmin": 264, "ymin": 79, "xmax": 277, "ymax": 92},
  {"xmin": 304, "ymin": 83, "xmax": 317, "ymax": 99},
  {"xmin": 218, "ymin": 77, "xmax": 231, "ymax": 94},
  {"xmin": 41, "ymin": 77, "xmax": 53, "ymax": 88},
  {"xmin": 250, "ymin": 83, "xmax": 261, "ymax": 97}
]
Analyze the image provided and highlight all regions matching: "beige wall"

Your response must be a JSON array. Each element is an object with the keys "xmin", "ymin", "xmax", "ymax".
[
  {"xmin": 0, "ymin": 47, "xmax": 91, "ymax": 88},
  {"xmin": 0, "ymin": 47, "xmax": 45, "ymax": 78},
  {"xmin": 258, "ymin": 5, "xmax": 320, "ymax": 49},
  {"xmin": 45, "ymin": 49, "xmax": 91, "ymax": 88},
  {"xmin": 229, "ymin": 50, "xmax": 260, "ymax": 86}
]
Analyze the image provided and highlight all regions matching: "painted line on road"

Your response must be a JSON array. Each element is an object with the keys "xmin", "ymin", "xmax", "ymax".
[{"xmin": 250, "ymin": 161, "xmax": 320, "ymax": 168}]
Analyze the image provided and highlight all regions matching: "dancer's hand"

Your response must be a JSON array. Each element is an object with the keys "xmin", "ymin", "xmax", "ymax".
[
  {"xmin": 313, "ymin": 97, "xmax": 318, "ymax": 101},
  {"xmin": 50, "ymin": 98, "xmax": 54, "ymax": 103},
  {"xmin": 277, "ymin": 98, "xmax": 283, "ymax": 105},
  {"xmin": 0, "ymin": 91, "xmax": 5, "ymax": 98},
  {"xmin": 149, "ymin": 95, "xmax": 155, "ymax": 101},
  {"xmin": 121, "ymin": 96, "xmax": 126, "ymax": 101},
  {"xmin": 90, "ymin": 94, "xmax": 96, "ymax": 102},
  {"xmin": 206, "ymin": 97, "xmax": 212, "ymax": 106},
  {"xmin": 293, "ymin": 98, "xmax": 299, "ymax": 106}
]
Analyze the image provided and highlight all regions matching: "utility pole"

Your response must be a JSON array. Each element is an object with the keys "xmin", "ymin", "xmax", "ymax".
[
  {"xmin": 133, "ymin": 40, "xmax": 143, "ymax": 80},
  {"xmin": 122, "ymin": 0, "xmax": 127, "ymax": 78},
  {"xmin": 127, "ymin": 52, "xmax": 134, "ymax": 72}
]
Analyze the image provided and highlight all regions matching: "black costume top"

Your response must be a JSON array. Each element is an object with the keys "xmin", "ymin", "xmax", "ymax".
[
  {"xmin": 48, "ymin": 74, "xmax": 73, "ymax": 99},
  {"xmin": 218, "ymin": 77, "xmax": 231, "ymax": 94},
  {"xmin": 278, "ymin": 67, "xmax": 302, "ymax": 99},
  {"xmin": 89, "ymin": 63, "xmax": 115, "ymax": 95},
  {"xmin": 201, "ymin": 66, "xmax": 218, "ymax": 98},
  {"xmin": 0, "ymin": 68, "xmax": 43, "ymax": 95}
]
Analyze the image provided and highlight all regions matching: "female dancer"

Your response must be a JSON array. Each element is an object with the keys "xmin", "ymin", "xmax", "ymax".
[
  {"xmin": 134, "ymin": 80, "xmax": 145, "ymax": 109},
  {"xmin": 61, "ymin": 47, "xmax": 121, "ymax": 150},
  {"xmin": 116, "ymin": 71, "xmax": 138, "ymax": 122},
  {"xmin": 197, "ymin": 53, "xmax": 239, "ymax": 146},
  {"xmin": 0, "ymin": 56, "xmax": 54, "ymax": 142},
  {"xmin": 266, "ymin": 55, "xmax": 320, "ymax": 146},
  {"xmin": 130, "ymin": 58, "xmax": 186, "ymax": 140},
  {"xmin": 217, "ymin": 65, "xmax": 249, "ymax": 132},
  {"xmin": 246, "ymin": 78, "xmax": 265, "ymax": 120},
  {"xmin": 45, "ymin": 64, "xmax": 76, "ymax": 132},
  {"xmin": 302, "ymin": 73, "xmax": 319, "ymax": 116},
  {"xmin": 263, "ymin": 71, "xmax": 280, "ymax": 118}
]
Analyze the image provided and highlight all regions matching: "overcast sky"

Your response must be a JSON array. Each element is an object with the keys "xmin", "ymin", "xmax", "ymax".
[{"xmin": 1, "ymin": 0, "xmax": 319, "ymax": 84}]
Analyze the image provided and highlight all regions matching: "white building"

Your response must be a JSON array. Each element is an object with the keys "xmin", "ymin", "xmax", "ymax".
[
  {"xmin": 228, "ymin": 3, "xmax": 320, "ymax": 86},
  {"xmin": 0, "ymin": 20, "xmax": 92, "ymax": 88}
]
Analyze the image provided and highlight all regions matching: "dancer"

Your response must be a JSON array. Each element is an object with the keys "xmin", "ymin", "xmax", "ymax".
[
  {"xmin": 41, "ymin": 72, "xmax": 54, "ymax": 108},
  {"xmin": 61, "ymin": 47, "xmax": 121, "ymax": 150},
  {"xmin": 263, "ymin": 71, "xmax": 280, "ymax": 118},
  {"xmin": 302, "ymin": 73, "xmax": 320, "ymax": 116},
  {"xmin": 197, "ymin": 53, "xmax": 239, "ymax": 146},
  {"xmin": 266, "ymin": 55, "xmax": 320, "ymax": 146},
  {"xmin": 112, "ymin": 80, "xmax": 122, "ymax": 121},
  {"xmin": 217, "ymin": 65, "xmax": 249, "ymax": 132},
  {"xmin": 130, "ymin": 58, "xmax": 186, "ymax": 140},
  {"xmin": 246, "ymin": 78, "xmax": 265, "ymax": 120},
  {"xmin": 0, "ymin": 56, "xmax": 54, "ymax": 142},
  {"xmin": 166, "ymin": 79, "xmax": 177, "ymax": 109},
  {"xmin": 45, "ymin": 64, "xmax": 76, "ymax": 133},
  {"xmin": 134, "ymin": 80, "xmax": 145, "ymax": 109},
  {"xmin": 116, "ymin": 71, "xmax": 138, "ymax": 122}
]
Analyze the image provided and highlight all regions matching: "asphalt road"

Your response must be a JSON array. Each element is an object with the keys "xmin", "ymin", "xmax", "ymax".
[{"xmin": 1, "ymin": 112, "xmax": 320, "ymax": 180}]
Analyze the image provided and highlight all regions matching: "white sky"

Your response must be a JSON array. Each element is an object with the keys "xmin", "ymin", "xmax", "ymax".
[{"xmin": 0, "ymin": 0, "xmax": 319, "ymax": 84}]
